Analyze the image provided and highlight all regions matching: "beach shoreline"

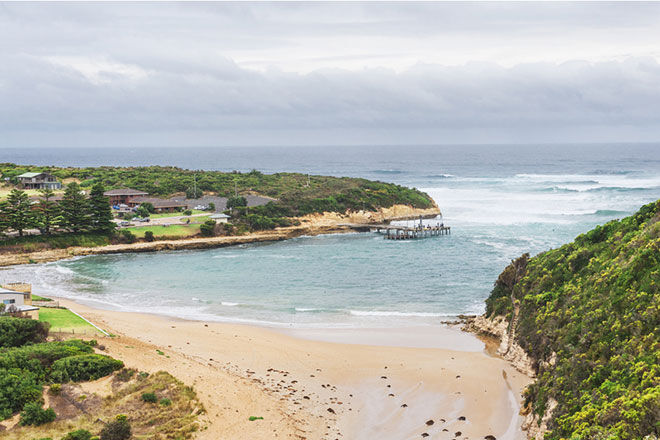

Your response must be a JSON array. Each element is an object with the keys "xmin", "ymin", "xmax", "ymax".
[
  {"xmin": 46, "ymin": 296, "xmax": 532, "ymax": 440},
  {"xmin": 0, "ymin": 205, "xmax": 440, "ymax": 267}
]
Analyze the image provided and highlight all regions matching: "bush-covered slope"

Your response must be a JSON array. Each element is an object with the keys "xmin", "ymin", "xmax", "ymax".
[
  {"xmin": 485, "ymin": 200, "xmax": 660, "ymax": 439},
  {"xmin": 0, "ymin": 163, "xmax": 435, "ymax": 215}
]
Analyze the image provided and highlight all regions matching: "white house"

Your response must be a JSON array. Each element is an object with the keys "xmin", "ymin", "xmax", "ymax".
[{"xmin": 0, "ymin": 285, "xmax": 39, "ymax": 319}]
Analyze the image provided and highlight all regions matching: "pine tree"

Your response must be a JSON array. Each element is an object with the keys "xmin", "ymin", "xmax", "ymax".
[
  {"xmin": 5, "ymin": 189, "xmax": 35, "ymax": 236},
  {"xmin": 89, "ymin": 182, "xmax": 115, "ymax": 233},
  {"xmin": 34, "ymin": 188, "xmax": 61, "ymax": 235},
  {"xmin": 0, "ymin": 200, "xmax": 9, "ymax": 234},
  {"xmin": 60, "ymin": 182, "xmax": 89, "ymax": 233}
]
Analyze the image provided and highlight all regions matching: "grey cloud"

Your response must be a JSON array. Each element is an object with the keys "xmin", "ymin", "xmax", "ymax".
[{"xmin": 2, "ymin": 2, "xmax": 660, "ymax": 146}]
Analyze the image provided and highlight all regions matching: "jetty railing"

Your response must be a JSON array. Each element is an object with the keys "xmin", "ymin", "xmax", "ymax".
[{"xmin": 339, "ymin": 223, "xmax": 450, "ymax": 240}]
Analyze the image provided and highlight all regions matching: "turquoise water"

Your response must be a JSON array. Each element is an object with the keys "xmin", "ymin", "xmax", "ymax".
[{"xmin": 1, "ymin": 144, "xmax": 659, "ymax": 327}]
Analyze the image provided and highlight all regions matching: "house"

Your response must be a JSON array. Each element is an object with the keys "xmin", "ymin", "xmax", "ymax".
[
  {"xmin": 0, "ymin": 283, "xmax": 39, "ymax": 319},
  {"xmin": 17, "ymin": 172, "xmax": 62, "ymax": 190},
  {"xmin": 104, "ymin": 188, "xmax": 149, "ymax": 206},
  {"xmin": 209, "ymin": 213, "xmax": 231, "ymax": 224},
  {"xmin": 128, "ymin": 196, "xmax": 188, "ymax": 213}
]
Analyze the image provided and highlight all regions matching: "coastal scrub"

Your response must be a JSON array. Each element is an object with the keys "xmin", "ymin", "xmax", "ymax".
[{"xmin": 485, "ymin": 200, "xmax": 660, "ymax": 439}]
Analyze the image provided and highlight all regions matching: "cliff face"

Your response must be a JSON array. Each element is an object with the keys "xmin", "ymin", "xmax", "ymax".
[{"xmin": 473, "ymin": 200, "xmax": 660, "ymax": 440}]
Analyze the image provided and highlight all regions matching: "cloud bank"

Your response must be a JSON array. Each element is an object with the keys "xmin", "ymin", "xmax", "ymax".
[{"xmin": 2, "ymin": 2, "xmax": 660, "ymax": 147}]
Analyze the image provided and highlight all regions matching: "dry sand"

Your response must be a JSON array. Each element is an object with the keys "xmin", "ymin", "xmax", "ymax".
[{"xmin": 52, "ymin": 298, "xmax": 532, "ymax": 440}]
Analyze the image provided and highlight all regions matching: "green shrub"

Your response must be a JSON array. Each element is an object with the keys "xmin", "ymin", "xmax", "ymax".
[
  {"xmin": 159, "ymin": 397, "xmax": 172, "ymax": 406},
  {"xmin": 199, "ymin": 220, "xmax": 216, "ymax": 237},
  {"xmin": 0, "ymin": 340, "xmax": 94, "ymax": 374},
  {"xmin": 115, "ymin": 368, "xmax": 136, "ymax": 382},
  {"xmin": 0, "ymin": 317, "xmax": 50, "ymax": 348},
  {"xmin": 0, "ymin": 368, "xmax": 42, "ymax": 420},
  {"xmin": 227, "ymin": 196, "xmax": 247, "ymax": 210},
  {"xmin": 141, "ymin": 392, "xmax": 157, "ymax": 403},
  {"xmin": 62, "ymin": 429, "xmax": 93, "ymax": 440},
  {"xmin": 182, "ymin": 209, "xmax": 192, "ymax": 216},
  {"xmin": 19, "ymin": 401, "xmax": 56, "ymax": 426},
  {"xmin": 50, "ymin": 354, "xmax": 123, "ymax": 383},
  {"xmin": 144, "ymin": 230, "xmax": 155, "ymax": 242},
  {"xmin": 99, "ymin": 414, "xmax": 131, "ymax": 440},
  {"xmin": 49, "ymin": 383, "xmax": 61, "ymax": 395},
  {"xmin": 118, "ymin": 230, "xmax": 136, "ymax": 244},
  {"xmin": 135, "ymin": 206, "xmax": 150, "ymax": 218}
]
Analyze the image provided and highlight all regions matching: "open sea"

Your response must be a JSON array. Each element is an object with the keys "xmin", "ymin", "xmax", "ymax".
[{"xmin": 1, "ymin": 144, "xmax": 659, "ymax": 327}]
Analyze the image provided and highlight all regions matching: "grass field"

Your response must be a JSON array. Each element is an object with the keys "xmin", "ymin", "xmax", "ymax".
[
  {"xmin": 125, "ymin": 224, "xmax": 201, "ymax": 238},
  {"xmin": 31, "ymin": 294, "xmax": 52, "ymax": 301},
  {"xmin": 39, "ymin": 307, "xmax": 103, "ymax": 334}
]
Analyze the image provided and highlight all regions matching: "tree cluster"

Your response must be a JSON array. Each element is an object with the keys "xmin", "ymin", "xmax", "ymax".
[{"xmin": 0, "ymin": 182, "xmax": 115, "ymax": 237}]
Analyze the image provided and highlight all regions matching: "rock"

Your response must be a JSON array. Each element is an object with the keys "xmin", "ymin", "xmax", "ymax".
[
  {"xmin": 485, "ymin": 436, "xmax": 497, "ymax": 440},
  {"xmin": 401, "ymin": 404, "xmax": 408, "ymax": 408},
  {"xmin": 455, "ymin": 432, "xmax": 462, "ymax": 437},
  {"xmin": 421, "ymin": 434, "xmax": 429, "ymax": 438},
  {"xmin": 327, "ymin": 408, "xmax": 335, "ymax": 414},
  {"xmin": 425, "ymin": 420, "xmax": 434, "ymax": 426},
  {"xmin": 458, "ymin": 416, "xmax": 466, "ymax": 421}
]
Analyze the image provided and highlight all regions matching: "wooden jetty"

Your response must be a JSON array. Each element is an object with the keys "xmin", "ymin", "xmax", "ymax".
[
  {"xmin": 340, "ymin": 218, "xmax": 450, "ymax": 240},
  {"xmin": 377, "ymin": 223, "xmax": 450, "ymax": 240}
]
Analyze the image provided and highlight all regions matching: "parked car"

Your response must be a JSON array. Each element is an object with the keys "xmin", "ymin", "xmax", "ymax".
[{"xmin": 119, "ymin": 221, "xmax": 130, "ymax": 227}]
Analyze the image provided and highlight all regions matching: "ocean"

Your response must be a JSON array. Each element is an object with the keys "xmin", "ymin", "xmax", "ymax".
[{"xmin": 1, "ymin": 144, "xmax": 659, "ymax": 327}]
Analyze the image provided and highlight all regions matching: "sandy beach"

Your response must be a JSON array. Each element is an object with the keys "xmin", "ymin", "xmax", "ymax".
[{"xmin": 51, "ymin": 298, "xmax": 532, "ymax": 440}]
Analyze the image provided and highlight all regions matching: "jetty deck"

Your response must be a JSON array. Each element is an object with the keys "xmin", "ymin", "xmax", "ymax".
[{"xmin": 340, "ymin": 222, "xmax": 450, "ymax": 240}]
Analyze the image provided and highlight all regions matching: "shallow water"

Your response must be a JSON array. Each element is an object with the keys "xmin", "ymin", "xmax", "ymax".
[{"xmin": 1, "ymin": 144, "xmax": 658, "ymax": 327}]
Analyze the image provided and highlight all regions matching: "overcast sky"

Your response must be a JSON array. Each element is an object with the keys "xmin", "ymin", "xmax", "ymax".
[{"xmin": 2, "ymin": 2, "xmax": 660, "ymax": 147}]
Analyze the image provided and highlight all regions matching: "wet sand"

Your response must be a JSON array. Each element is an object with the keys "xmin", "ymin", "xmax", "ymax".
[{"xmin": 53, "ymin": 298, "xmax": 531, "ymax": 440}]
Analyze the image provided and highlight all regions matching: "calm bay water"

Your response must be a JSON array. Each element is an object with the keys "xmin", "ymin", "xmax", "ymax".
[{"xmin": 1, "ymin": 144, "xmax": 659, "ymax": 327}]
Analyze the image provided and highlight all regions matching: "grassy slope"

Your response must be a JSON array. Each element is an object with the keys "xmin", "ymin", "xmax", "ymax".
[
  {"xmin": 4, "ymin": 370, "xmax": 202, "ymax": 440},
  {"xmin": 485, "ymin": 200, "xmax": 660, "ymax": 439}
]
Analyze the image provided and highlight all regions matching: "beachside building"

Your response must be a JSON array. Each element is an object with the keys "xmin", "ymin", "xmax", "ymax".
[
  {"xmin": 0, "ymin": 283, "xmax": 39, "ymax": 319},
  {"xmin": 128, "ymin": 196, "xmax": 188, "ymax": 213},
  {"xmin": 104, "ymin": 188, "xmax": 149, "ymax": 206},
  {"xmin": 209, "ymin": 213, "xmax": 231, "ymax": 224},
  {"xmin": 17, "ymin": 172, "xmax": 62, "ymax": 190}
]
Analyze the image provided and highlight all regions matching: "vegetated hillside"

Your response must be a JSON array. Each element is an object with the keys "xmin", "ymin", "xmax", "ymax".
[
  {"xmin": 485, "ymin": 200, "xmax": 660, "ymax": 439},
  {"xmin": 0, "ymin": 316, "xmax": 202, "ymax": 439},
  {"xmin": 0, "ymin": 164, "xmax": 435, "ymax": 215}
]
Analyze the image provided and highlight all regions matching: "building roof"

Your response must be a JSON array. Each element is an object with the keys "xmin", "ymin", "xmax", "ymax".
[
  {"xmin": 104, "ymin": 188, "xmax": 149, "ymax": 196},
  {"xmin": 0, "ymin": 287, "xmax": 22, "ymax": 295},
  {"xmin": 17, "ymin": 172, "xmax": 43, "ymax": 178},
  {"xmin": 210, "ymin": 213, "xmax": 231, "ymax": 219},
  {"xmin": 130, "ymin": 197, "xmax": 187, "ymax": 208},
  {"xmin": 15, "ymin": 305, "xmax": 39, "ymax": 312}
]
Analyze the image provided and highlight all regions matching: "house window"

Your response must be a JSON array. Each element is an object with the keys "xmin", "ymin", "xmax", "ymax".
[{"xmin": 3, "ymin": 299, "xmax": 15, "ymax": 304}]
